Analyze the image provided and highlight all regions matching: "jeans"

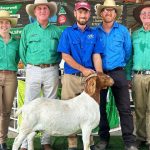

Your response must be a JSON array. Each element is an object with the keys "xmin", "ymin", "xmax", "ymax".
[{"xmin": 99, "ymin": 70, "xmax": 136, "ymax": 146}]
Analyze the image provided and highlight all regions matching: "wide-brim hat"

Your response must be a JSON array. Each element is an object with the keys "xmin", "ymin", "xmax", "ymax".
[
  {"xmin": 133, "ymin": 1, "xmax": 150, "ymax": 24},
  {"xmin": 95, "ymin": 0, "xmax": 123, "ymax": 19},
  {"xmin": 26, "ymin": 0, "xmax": 57, "ymax": 18},
  {"xmin": 0, "ymin": 10, "xmax": 18, "ymax": 27}
]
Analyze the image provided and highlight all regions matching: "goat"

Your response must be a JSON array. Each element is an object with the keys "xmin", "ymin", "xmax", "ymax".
[{"xmin": 12, "ymin": 72, "xmax": 114, "ymax": 150}]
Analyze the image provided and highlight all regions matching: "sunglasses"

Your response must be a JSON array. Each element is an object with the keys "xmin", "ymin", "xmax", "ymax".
[{"xmin": 102, "ymin": 8, "xmax": 116, "ymax": 13}]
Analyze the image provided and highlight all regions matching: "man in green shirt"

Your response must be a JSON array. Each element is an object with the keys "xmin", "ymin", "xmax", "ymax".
[
  {"xmin": 19, "ymin": 0, "xmax": 61, "ymax": 150},
  {"xmin": 131, "ymin": 1, "xmax": 150, "ymax": 149}
]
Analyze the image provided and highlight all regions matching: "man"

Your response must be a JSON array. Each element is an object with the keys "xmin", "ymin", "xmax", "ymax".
[
  {"xmin": 131, "ymin": 1, "xmax": 150, "ymax": 149},
  {"xmin": 57, "ymin": 1, "xmax": 103, "ymax": 150},
  {"xmin": 95, "ymin": 0, "xmax": 138, "ymax": 150},
  {"xmin": 19, "ymin": 0, "xmax": 61, "ymax": 150}
]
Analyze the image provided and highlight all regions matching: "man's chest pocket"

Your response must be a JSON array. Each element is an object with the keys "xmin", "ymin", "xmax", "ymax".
[
  {"xmin": 111, "ymin": 36, "xmax": 123, "ymax": 48},
  {"xmin": 50, "ymin": 38, "xmax": 59, "ymax": 51},
  {"xmin": 28, "ymin": 36, "xmax": 41, "ymax": 53},
  {"xmin": 71, "ymin": 40, "xmax": 81, "ymax": 51}
]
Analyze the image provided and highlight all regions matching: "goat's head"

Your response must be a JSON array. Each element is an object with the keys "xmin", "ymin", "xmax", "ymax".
[{"xmin": 84, "ymin": 72, "xmax": 114, "ymax": 102}]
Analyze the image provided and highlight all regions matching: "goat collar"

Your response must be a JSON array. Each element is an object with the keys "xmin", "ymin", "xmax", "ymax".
[{"xmin": 85, "ymin": 73, "xmax": 97, "ymax": 81}]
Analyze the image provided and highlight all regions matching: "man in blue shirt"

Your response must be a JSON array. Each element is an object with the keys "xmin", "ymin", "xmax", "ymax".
[
  {"xmin": 58, "ymin": 1, "xmax": 103, "ymax": 150},
  {"xmin": 95, "ymin": 0, "xmax": 138, "ymax": 150}
]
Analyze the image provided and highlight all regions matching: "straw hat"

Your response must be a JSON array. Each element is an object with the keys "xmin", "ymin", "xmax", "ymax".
[
  {"xmin": 95, "ymin": 0, "xmax": 123, "ymax": 19},
  {"xmin": 26, "ymin": 0, "xmax": 57, "ymax": 18},
  {"xmin": 133, "ymin": 1, "xmax": 150, "ymax": 24},
  {"xmin": 0, "ymin": 10, "xmax": 18, "ymax": 27}
]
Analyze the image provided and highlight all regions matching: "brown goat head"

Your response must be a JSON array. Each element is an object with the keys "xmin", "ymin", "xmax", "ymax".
[{"xmin": 85, "ymin": 72, "xmax": 114, "ymax": 96}]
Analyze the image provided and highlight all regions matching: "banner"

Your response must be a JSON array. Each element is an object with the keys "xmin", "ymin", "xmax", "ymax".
[
  {"xmin": 0, "ymin": 0, "xmax": 122, "ymax": 28},
  {"xmin": 0, "ymin": 4, "xmax": 22, "ymax": 14}
]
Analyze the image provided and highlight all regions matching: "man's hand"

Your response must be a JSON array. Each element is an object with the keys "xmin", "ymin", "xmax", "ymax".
[{"xmin": 82, "ymin": 68, "xmax": 95, "ymax": 77}]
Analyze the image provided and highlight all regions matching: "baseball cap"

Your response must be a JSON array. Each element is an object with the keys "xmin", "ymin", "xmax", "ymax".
[{"xmin": 75, "ymin": 1, "xmax": 91, "ymax": 11}]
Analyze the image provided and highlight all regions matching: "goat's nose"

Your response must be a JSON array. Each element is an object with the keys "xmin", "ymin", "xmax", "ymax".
[{"xmin": 111, "ymin": 79, "xmax": 114, "ymax": 85}]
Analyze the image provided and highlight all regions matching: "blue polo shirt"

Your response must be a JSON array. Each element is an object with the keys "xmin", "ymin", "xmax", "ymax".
[
  {"xmin": 57, "ymin": 23, "xmax": 103, "ymax": 74},
  {"xmin": 96, "ymin": 22, "xmax": 131, "ymax": 71}
]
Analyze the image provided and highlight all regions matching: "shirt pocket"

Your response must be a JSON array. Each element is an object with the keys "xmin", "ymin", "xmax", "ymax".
[
  {"xmin": 132, "ymin": 39, "xmax": 140, "ymax": 51},
  {"xmin": 72, "ymin": 40, "xmax": 80, "ymax": 50},
  {"xmin": 111, "ymin": 36, "xmax": 123, "ymax": 48},
  {"xmin": 50, "ymin": 37, "xmax": 59, "ymax": 52},
  {"xmin": 28, "ymin": 36, "xmax": 41, "ymax": 53}
]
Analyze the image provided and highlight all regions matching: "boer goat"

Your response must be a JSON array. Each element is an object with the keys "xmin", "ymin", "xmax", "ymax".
[{"xmin": 12, "ymin": 72, "xmax": 114, "ymax": 150}]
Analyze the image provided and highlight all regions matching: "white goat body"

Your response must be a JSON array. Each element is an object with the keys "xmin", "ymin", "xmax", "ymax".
[
  {"xmin": 13, "ymin": 73, "xmax": 114, "ymax": 150},
  {"xmin": 13, "ymin": 92, "xmax": 100, "ymax": 150}
]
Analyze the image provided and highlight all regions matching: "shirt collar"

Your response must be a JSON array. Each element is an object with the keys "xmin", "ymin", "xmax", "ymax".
[
  {"xmin": 97, "ymin": 21, "xmax": 119, "ymax": 30},
  {"xmin": 0, "ymin": 34, "xmax": 13, "ymax": 42},
  {"xmin": 36, "ymin": 21, "xmax": 50, "ymax": 28},
  {"xmin": 72, "ymin": 23, "xmax": 91, "ymax": 31},
  {"xmin": 139, "ymin": 26, "xmax": 150, "ymax": 33}
]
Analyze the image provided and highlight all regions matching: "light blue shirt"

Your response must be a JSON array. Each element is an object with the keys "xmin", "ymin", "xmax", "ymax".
[{"xmin": 96, "ymin": 22, "xmax": 131, "ymax": 71}]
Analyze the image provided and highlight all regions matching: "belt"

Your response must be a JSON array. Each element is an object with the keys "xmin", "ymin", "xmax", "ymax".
[
  {"xmin": 71, "ymin": 72, "xmax": 83, "ymax": 77},
  {"xmin": 134, "ymin": 70, "xmax": 150, "ymax": 75},
  {"xmin": 104, "ymin": 67, "xmax": 124, "ymax": 73},
  {"xmin": 29, "ymin": 63, "xmax": 57, "ymax": 68},
  {"xmin": 0, "ymin": 70, "xmax": 16, "ymax": 74}
]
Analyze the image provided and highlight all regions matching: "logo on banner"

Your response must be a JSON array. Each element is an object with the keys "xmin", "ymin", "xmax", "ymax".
[
  {"xmin": 58, "ymin": 7, "xmax": 66, "ymax": 15},
  {"xmin": 58, "ymin": 15, "xmax": 67, "ymax": 25},
  {"xmin": 0, "ymin": 4, "xmax": 22, "ymax": 19},
  {"xmin": 58, "ymin": 15, "xmax": 67, "ymax": 24}
]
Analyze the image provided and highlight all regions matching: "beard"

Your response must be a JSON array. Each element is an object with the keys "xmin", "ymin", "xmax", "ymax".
[
  {"xmin": 102, "ymin": 15, "xmax": 116, "ymax": 23},
  {"xmin": 76, "ymin": 18, "xmax": 88, "ymax": 25},
  {"xmin": 103, "ymin": 18, "xmax": 115, "ymax": 24}
]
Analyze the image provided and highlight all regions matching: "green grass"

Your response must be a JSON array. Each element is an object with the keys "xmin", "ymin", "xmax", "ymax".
[{"xmin": 7, "ymin": 136, "xmax": 148, "ymax": 150}]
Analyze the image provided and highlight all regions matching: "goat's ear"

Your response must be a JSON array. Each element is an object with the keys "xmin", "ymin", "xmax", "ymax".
[{"xmin": 85, "ymin": 77, "xmax": 96, "ymax": 96}]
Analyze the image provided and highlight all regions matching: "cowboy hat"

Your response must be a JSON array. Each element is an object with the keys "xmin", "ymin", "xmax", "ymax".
[
  {"xmin": 26, "ymin": 0, "xmax": 57, "ymax": 18},
  {"xmin": 0, "ymin": 10, "xmax": 18, "ymax": 27},
  {"xmin": 95, "ymin": 0, "xmax": 123, "ymax": 19},
  {"xmin": 133, "ymin": 1, "xmax": 150, "ymax": 24}
]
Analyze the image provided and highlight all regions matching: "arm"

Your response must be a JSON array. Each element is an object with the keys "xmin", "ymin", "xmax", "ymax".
[
  {"xmin": 123, "ymin": 27, "xmax": 132, "ymax": 63},
  {"xmin": 19, "ymin": 27, "xmax": 27, "ymax": 66},
  {"xmin": 62, "ymin": 53, "xmax": 95, "ymax": 77},
  {"xmin": 93, "ymin": 29, "xmax": 104, "ymax": 73},
  {"xmin": 93, "ymin": 53, "xmax": 103, "ymax": 73},
  {"xmin": 15, "ymin": 39, "xmax": 20, "ymax": 65}
]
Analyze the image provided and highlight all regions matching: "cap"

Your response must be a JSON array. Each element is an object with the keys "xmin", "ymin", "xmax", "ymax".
[{"xmin": 75, "ymin": 1, "xmax": 91, "ymax": 11}]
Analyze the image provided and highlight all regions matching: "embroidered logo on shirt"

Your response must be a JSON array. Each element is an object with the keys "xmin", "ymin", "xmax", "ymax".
[
  {"xmin": 88, "ymin": 34, "xmax": 94, "ymax": 39},
  {"xmin": 31, "ymin": 34, "xmax": 38, "ymax": 37}
]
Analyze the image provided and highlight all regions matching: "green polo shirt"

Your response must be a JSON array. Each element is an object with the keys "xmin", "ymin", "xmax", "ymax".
[
  {"xmin": 19, "ymin": 21, "xmax": 62, "ymax": 66},
  {"xmin": 132, "ymin": 27, "xmax": 150, "ymax": 70},
  {"xmin": 0, "ymin": 36, "xmax": 20, "ymax": 71}
]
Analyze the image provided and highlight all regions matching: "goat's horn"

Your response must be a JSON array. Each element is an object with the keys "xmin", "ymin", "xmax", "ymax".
[{"xmin": 85, "ymin": 73, "xmax": 97, "ymax": 81}]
